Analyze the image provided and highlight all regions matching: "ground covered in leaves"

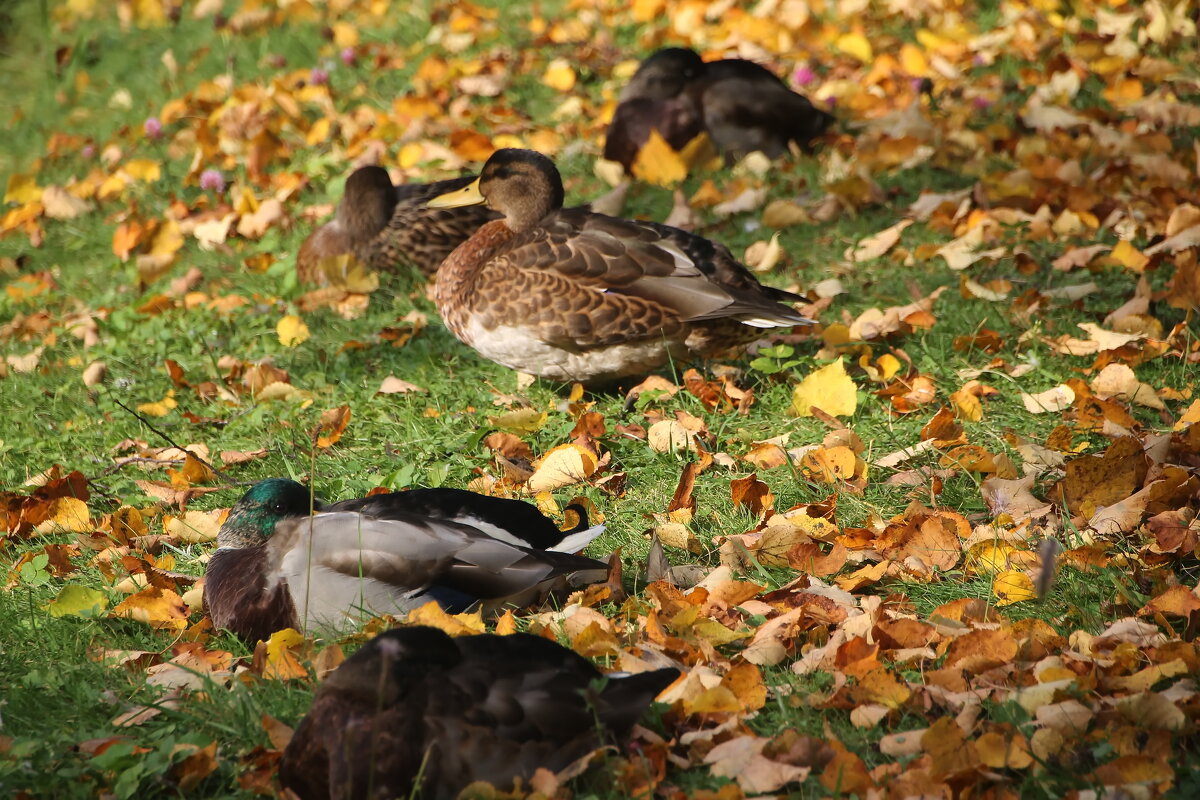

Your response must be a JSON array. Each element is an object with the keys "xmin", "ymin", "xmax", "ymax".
[{"xmin": 2, "ymin": 0, "xmax": 1200, "ymax": 797}]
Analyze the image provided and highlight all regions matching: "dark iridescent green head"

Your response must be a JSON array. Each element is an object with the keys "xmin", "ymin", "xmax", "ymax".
[{"xmin": 217, "ymin": 479, "xmax": 321, "ymax": 548}]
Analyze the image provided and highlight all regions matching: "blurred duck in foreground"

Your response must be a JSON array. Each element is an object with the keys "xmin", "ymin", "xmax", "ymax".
[
  {"xmin": 296, "ymin": 166, "xmax": 499, "ymax": 284},
  {"xmin": 279, "ymin": 625, "xmax": 679, "ymax": 800},
  {"xmin": 203, "ymin": 479, "xmax": 607, "ymax": 643},
  {"xmin": 427, "ymin": 148, "xmax": 811, "ymax": 385},
  {"xmin": 604, "ymin": 46, "xmax": 834, "ymax": 173}
]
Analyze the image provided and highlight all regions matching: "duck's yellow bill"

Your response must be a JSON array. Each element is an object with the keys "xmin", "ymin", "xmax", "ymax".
[{"xmin": 428, "ymin": 178, "xmax": 485, "ymax": 208}]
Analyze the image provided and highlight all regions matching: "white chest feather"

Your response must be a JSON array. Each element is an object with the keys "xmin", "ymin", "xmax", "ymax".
[{"xmin": 462, "ymin": 320, "xmax": 681, "ymax": 382}]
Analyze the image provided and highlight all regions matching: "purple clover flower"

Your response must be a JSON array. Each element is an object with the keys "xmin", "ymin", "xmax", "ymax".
[
  {"xmin": 793, "ymin": 65, "xmax": 817, "ymax": 87},
  {"xmin": 144, "ymin": 117, "xmax": 163, "ymax": 139},
  {"xmin": 199, "ymin": 169, "xmax": 226, "ymax": 193},
  {"xmin": 310, "ymin": 67, "xmax": 330, "ymax": 86}
]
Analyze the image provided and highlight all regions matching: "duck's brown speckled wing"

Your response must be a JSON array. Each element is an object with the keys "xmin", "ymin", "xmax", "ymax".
[
  {"xmin": 471, "ymin": 208, "xmax": 808, "ymax": 348},
  {"xmin": 367, "ymin": 176, "xmax": 500, "ymax": 277},
  {"xmin": 279, "ymin": 626, "xmax": 679, "ymax": 800}
]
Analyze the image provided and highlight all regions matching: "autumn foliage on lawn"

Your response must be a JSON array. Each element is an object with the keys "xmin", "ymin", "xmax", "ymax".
[{"xmin": 3, "ymin": 0, "xmax": 1200, "ymax": 797}]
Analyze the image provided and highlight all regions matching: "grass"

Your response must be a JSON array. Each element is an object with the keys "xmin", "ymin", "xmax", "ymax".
[{"xmin": 2, "ymin": 0, "xmax": 1199, "ymax": 796}]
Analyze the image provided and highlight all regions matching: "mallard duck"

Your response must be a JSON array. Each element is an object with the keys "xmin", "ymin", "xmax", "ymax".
[
  {"xmin": 279, "ymin": 625, "xmax": 679, "ymax": 800},
  {"xmin": 296, "ymin": 166, "xmax": 499, "ymax": 284},
  {"xmin": 427, "ymin": 148, "xmax": 811, "ymax": 384},
  {"xmin": 604, "ymin": 47, "xmax": 834, "ymax": 171},
  {"xmin": 203, "ymin": 479, "xmax": 607, "ymax": 643}
]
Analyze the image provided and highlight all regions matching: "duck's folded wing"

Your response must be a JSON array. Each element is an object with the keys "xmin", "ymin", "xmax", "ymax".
[
  {"xmin": 442, "ymin": 539, "xmax": 608, "ymax": 599},
  {"xmin": 500, "ymin": 210, "xmax": 810, "ymax": 327},
  {"xmin": 326, "ymin": 488, "xmax": 576, "ymax": 551},
  {"xmin": 271, "ymin": 512, "xmax": 607, "ymax": 606}
]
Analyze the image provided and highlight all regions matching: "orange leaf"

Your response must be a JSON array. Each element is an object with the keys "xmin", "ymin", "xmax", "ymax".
[{"xmin": 315, "ymin": 405, "xmax": 351, "ymax": 449}]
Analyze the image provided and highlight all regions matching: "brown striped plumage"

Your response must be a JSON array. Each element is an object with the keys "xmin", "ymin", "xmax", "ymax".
[
  {"xmin": 296, "ymin": 166, "xmax": 498, "ymax": 285},
  {"xmin": 428, "ymin": 149, "xmax": 811, "ymax": 384}
]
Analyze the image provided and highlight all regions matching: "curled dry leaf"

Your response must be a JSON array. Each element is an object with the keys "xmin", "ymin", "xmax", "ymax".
[
  {"xmin": 377, "ymin": 376, "xmax": 429, "ymax": 394},
  {"xmin": 1021, "ymin": 384, "xmax": 1075, "ymax": 414}
]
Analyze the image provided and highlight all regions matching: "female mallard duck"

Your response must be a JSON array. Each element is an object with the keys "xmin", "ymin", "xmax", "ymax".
[
  {"xmin": 604, "ymin": 47, "xmax": 834, "ymax": 171},
  {"xmin": 296, "ymin": 166, "xmax": 499, "ymax": 284},
  {"xmin": 203, "ymin": 480, "xmax": 607, "ymax": 643},
  {"xmin": 427, "ymin": 148, "xmax": 812, "ymax": 384},
  {"xmin": 279, "ymin": 625, "xmax": 679, "ymax": 800}
]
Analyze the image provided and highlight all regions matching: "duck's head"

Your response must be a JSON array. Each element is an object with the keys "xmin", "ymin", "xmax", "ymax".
[
  {"xmin": 620, "ymin": 47, "xmax": 705, "ymax": 102},
  {"xmin": 218, "ymin": 478, "xmax": 321, "ymax": 549},
  {"xmin": 427, "ymin": 149, "xmax": 563, "ymax": 234},
  {"xmin": 337, "ymin": 166, "xmax": 398, "ymax": 240}
]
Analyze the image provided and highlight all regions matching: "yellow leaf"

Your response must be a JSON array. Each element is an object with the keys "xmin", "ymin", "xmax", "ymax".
[
  {"xmin": 631, "ymin": 0, "xmax": 664, "ymax": 22},
  {"xmin": 1109, "ymin": 240, "xmax": 1149, "ymax": 273},
  {"xmin": 993, "ymin": 571, "xmax": 1036, "ymax": 606},
  {"xmin": 277, "ymin": 315, "xmax": 310, "ymax": 347},
  {"xmin": 632, "ymin": 129, "xmax": 688, "ymax": 187},
  {"xmin": 899, "ymin": 43, "xmax": 928, "ymax": 76},
  {"xmin": 330, "ymin": 21, "xmax": 359, "ymax": 47},
  {"xmin": 34, "ymin": 497, "xmax": 92, "ymax": 533},
  {"xmin": 487, "ymin": 408, "xmax": 548, "ymax": 433},
  {"xmin": 123, "ymin": 159, "xmax": 162, "ymax": 183},
  {"xmin": 316, "ymin": 254, "xmax": 379, "ymax": 293},
  {"xmin": 305, "ymin": 118, "xmax": 332, "ymax": 147},
  {"xmin": 836, "ymin": 32, "xmax": 873, "ymax": 63},
  {"xmin": 950, "ymin": 387, "xmax": 983, "ymax": 422},
  {"xmin": 791, "ymin": 358, "xmax": 857, "ymax": 418},
  {"xmin": 5, "ymin": 173, "xmax": 42, "ymax": 204},
  {"xmin": 397, "ymin": 142, "xmax": 424, "ymax": 168},
  {"xmin": 542, "ymin": 58, "xmax": 576, "ymax": 92},
  {"xmin": 137, "ymin": 390, "xmax": 177, "ymax": 417},
  {"xmin": 494, "ymin": 608, "xmax": 518, "ymax": 635},
  {"xmin": 966, "ymin": 541, "xmax": 1017, "ymax": 574},
  {"xmin": 406, "ymin": 600, "xmax": 486, "ymax": 636},
  {"xmin": 110, "ymin": 586, "xmax": 190, "ymax": 630},
  {"xmin": 1174, "ymin": 399, "xmax": 1200, "ymax": 431},
  {"xmin": 799, "ymin": 446, "xmax": 858, "ymax": 483},
  {"xmin": 149, "ymin": 219, "xmax": 183, "ymax": 257},
  {"xmin": 131, "ymin": 0, "xmax": 167, "ymax": 26},
  {"xmin": 263, "ymin": 628, "xmax": 310, "ymax": 680},
  {"xmin": 678, "ymin": 131, "xmax": 720, "ymax": 171},
  {"xmin": 875, "ymin": 354, "xmax": 902, "ymax": 382}
]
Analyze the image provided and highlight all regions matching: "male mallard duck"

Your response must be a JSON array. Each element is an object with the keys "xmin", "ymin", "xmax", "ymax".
[
  {"xmin": 203, "ymin": 480, "xmax": 607, "ymax": 643},
  {"xmin": 296, "ymin": 166, "xmax": 499, "ymax": 284},
  {"xmin": 427, "ymin": 148, "xmax": 811, "ymax": 384},
  {"xmin": 279, "ymin": 625, "xmax": 679, "ymax": 800},
  {"xmin": 604, "ymin": 47, "xmax": 834, "ymax": 171}
]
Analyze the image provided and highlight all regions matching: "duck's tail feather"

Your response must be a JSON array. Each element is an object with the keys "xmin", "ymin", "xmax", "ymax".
[{"xmin": 550, "ymin": 523, "xmax": 606, "ymax": 554}]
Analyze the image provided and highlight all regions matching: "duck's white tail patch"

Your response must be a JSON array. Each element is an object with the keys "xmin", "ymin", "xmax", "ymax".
[
  {"xmin": 551, "ymin": 524, "xmax": 606, "ymax": 554},
  {"xmin": 739, "ymin": 317, "xmax": 787, "ymax": 328}
]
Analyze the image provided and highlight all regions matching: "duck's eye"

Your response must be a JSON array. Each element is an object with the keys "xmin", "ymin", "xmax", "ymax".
[
  {"xmin": 492, "ymin": 167, "xmax": 511, "ymax": 180},
  {"xmin": 269, "ymin": 500, "xmax": 286, "ymax": 514}
]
